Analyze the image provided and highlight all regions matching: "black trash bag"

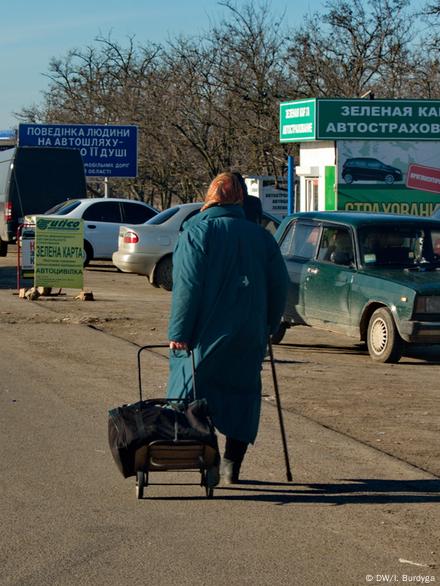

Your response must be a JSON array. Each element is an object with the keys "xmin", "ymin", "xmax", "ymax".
[{"xmin": 108, "ymin": 398, "xmax": 218, "ymax": 478}]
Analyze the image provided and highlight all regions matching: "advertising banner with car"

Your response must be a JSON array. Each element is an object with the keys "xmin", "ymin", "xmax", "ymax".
[
  {"xmin": 337, "ymin": 140, "xmax": 440, "ymax": 216},
  {"xmin": 34, "ymin": 217, "xmax": 84, "ymax": 289},
  {"xmin": 280, "ymin": 98, "xmax": 440, "ymax": 216}
]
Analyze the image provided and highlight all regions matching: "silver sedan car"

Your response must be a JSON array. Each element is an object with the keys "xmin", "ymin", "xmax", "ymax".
[
  {"xmin": 112, "ymin": 202, "xmax": 281, "ymax": 290},
  {"xmin": 113, "ymin": 203, "xmax": 202, "ymax": 290}
]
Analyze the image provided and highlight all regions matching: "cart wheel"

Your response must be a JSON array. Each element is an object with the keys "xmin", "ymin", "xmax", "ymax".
[
  {"xmin": 136, "ymin": 470, "xmax": 145, "ymax": 499},
  {"xmin": 201, "ymin": 468, "xmax": 214, "ymax": 497}
]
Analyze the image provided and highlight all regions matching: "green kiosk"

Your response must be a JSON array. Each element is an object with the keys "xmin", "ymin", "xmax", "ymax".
[{"xmin": 280, "ymin": 98, "xmax": 440, "ymax": 216}]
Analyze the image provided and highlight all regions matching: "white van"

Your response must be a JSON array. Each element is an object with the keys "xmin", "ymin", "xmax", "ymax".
[{"xmin": 0, "ymin": 146, "xmax": 86, "ymax": 255}]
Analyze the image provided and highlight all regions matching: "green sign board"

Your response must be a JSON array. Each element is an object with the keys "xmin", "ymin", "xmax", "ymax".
[
  {"xmin": 337, "ymin": 187, "xmax": 438, "ymax": 216},
  {"xmin": 335, "ymin": 140, "xmax": 440, "ymax": 216},
  {"xmin": 280, "ymin": 99, "xmax": 316, "ymax": 142},
  {"xmin": 34, "ymin": 216, "xmax": 84, "ymax": 288},
  {"xmin": 280, "ymin": 99, "xmax": 440, "ymax": 142}
]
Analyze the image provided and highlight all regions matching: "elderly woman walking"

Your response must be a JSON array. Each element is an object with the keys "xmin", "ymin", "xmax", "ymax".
[{"xmin": 167, "ymin": 172, "xmax": 288, "ymax": 484}]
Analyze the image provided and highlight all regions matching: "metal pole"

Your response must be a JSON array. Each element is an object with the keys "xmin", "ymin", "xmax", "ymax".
[
  {"xmin": 190, "ymin": 350, "xmax": 197, "ymax": 401},
  {"xmin": 268, "ymin": 338, "xmax": 293, "ymax": 482},
  {"xmin": 16, "ymin": 224, "xmax": 21, "ymax": 291},
  {"xmin": 287, "ymin": 155, "xmax": 295, "ymax": 215},
  {"xmin": 104, "ymin": 176, "xmax": 108, "ymax": 198}
]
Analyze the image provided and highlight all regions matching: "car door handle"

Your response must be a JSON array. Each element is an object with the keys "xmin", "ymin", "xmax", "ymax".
[
  {"xmin": 87, "ymin": 224, "xmax": 97, "ymax": 229},
  {"xmin": 307, "ymin": 267, "xmax": 319, "ymax": 275}
]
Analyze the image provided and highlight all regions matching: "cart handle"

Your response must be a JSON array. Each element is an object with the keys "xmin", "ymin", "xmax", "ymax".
[{"xmin": 137, "ymin": 344, "xmax": 197, "ymax": 403}]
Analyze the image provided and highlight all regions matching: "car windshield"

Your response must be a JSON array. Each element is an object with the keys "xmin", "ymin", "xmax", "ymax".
[
  {"xmin": 358, "ymin": 224, "xmax": 440, "ymax": 268},
  {"xmin": 44, "ymin": 200, "xmax": 81, "ymax": 215},
  {"xmin": 145, "ymin": 207, "xmax": 179, "ymax": 225}
]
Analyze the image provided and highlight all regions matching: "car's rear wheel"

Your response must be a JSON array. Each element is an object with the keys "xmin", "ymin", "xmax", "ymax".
[
  {"xmin": 0, "ymin": 238, "xmax": 7, "ymax": 257},
  {"xmin": 384, "ymin": 174, "xmax": 395, "ymax": 184},
  {"xmin": 271, "ymin": 322, "xmax": 287, "ymax": 344},
  {"xmin": 83, "ymin": 241, "xmax": 93, "ymax": 267},
  {"xmin": 367, "ymin": 307, "xmax": 402, "ymax": 363},
  {"xmin": 344, "ymin": 173, "xmax": 353, "ymax": 184},
  {"xmin": 155, "ymin": 256, "xmax": 173, "ymax": 291}
]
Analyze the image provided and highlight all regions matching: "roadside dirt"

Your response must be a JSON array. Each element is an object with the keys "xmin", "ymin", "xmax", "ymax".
[{"xmin": 1, "ymin": 249, "xmax": 439, "ymax": 477}]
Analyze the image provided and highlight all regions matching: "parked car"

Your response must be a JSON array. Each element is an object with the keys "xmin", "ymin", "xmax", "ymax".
[
  {"xmin": 342, "ymin": 157, "xmax": 403, "ymax": 184},
  {"xmin": 274, "ymin": 211, "xmax": 440, "ymax": 363},
  {"xmin": 25, "ymin": 197, "xmax": 158, "ymax": 265},
  {"xmin": 112, "ymin": 202, "xmax": 281, "ymax": 290},
  {"xmin": 0, "ymin": 146, "xmax": 87, "ymax": 256},
  {"xmin": 260, "ymin": 210, "xmax": 281, "ymax": 235}
]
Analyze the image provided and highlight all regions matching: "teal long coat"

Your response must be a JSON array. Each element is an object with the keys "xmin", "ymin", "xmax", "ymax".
[{"xmin": 166, "ymin": 205, "xmax": 288, "ymax": 444}]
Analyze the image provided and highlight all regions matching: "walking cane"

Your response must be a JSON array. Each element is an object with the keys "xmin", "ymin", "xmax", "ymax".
[{"xmin": 268, "ymin": 337, "xmax": 293, "ymax": 482}]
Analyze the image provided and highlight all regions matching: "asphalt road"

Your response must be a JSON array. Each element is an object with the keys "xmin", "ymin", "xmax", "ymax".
[{"xmin": 1, "ymin": 250, "xmax": 439, "ymax": 585}]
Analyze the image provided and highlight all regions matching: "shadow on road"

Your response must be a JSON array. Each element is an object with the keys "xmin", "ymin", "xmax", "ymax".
[
  {"xmin": 400, "ymin": 346, "xmax": 440, "ymax": 364},
  {"xmin": 279, "ymin": 341, "xmax": 440, "ymax": 364},
  {"xmin": 85, "ymin": 262, "xmax": 120, "ymax": 273},
  {"xmin": 280, "ymin": 341, "xmax": 368, "ymax": 356},
  {"xmin": 139, "ymin": 478, "xmax": 440, "ymax": 504},
  {"xmin": 263, "ymin": 357, "xmax": 306, "ymax": 365}
]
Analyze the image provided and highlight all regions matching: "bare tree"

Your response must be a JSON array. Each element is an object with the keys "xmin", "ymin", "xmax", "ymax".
[
  {"xmin": 17, "ymin": 36, "xmax": 166, "ymax": 203},
  {"xmin": 207, "ymin": 1, "xmax": 295, "ymax": 178},
  {"xmin": 424, "ymin": 0, "xmax": 440, "ymax": 15},
  {"xmin": 15, "ymin": 0, "xmax": 437, "ymax": 209},
  {"xmin": 287, "ymin": 0, "xmax": 415, "ymax": 98},
  {"xmin": 402, "ymin": 0, "xmax": 440, "ymax": 97}
]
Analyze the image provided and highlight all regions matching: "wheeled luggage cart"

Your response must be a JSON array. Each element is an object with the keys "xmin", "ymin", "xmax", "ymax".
[{"xmin": 134, "ymin": 345, "xmax": 218, "ymax": 499}]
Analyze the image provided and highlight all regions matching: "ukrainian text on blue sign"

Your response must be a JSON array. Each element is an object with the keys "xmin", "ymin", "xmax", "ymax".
[{"xmin": 18, "ymin": 124, "xmax": 138, "ymax": 178}]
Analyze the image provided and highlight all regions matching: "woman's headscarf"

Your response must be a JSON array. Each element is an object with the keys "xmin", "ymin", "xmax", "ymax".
[{"xmin": 201, "ymin": 172, "xmax": 244, "ymax": 211}]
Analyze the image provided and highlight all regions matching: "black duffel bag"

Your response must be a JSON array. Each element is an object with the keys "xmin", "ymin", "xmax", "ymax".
[{"xmin": 108, "ymin": 398, "xmax": 218, "ymax": 478}]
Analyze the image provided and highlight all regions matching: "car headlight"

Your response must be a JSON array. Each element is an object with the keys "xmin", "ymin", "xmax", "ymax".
[{"xmin": 415, "ymin": 295, "xmax": 440, "ymax": 313}]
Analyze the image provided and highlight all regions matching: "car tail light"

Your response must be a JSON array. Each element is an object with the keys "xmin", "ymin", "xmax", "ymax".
[
  {"xmin": 123, "ymin": 231, "xmax": 139, "ymax": 244},
  {"xmin": 5, "ymin": 202, "xmax": 12, "ymax": 221}
]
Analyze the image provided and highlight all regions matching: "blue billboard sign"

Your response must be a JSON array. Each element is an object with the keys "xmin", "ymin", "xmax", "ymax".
[{"xmin": 18, "ymin": 123, "xmax": 138, "ymax": 178}]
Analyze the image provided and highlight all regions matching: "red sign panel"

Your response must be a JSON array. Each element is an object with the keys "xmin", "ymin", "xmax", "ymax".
[{"xmin": 406, "ymin": 163, "xmax": 440, "ymax": 194}]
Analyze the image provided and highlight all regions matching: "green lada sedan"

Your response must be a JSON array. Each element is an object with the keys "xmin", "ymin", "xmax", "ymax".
[{"xmin": 274, "ymin": 211, "xmax": 440, "ymax": 363}]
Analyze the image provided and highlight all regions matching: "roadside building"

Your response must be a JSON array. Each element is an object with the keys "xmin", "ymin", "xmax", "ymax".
[{"xmin": 279, "ymin": 98, "xmax": 440, "ymax": 216}]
